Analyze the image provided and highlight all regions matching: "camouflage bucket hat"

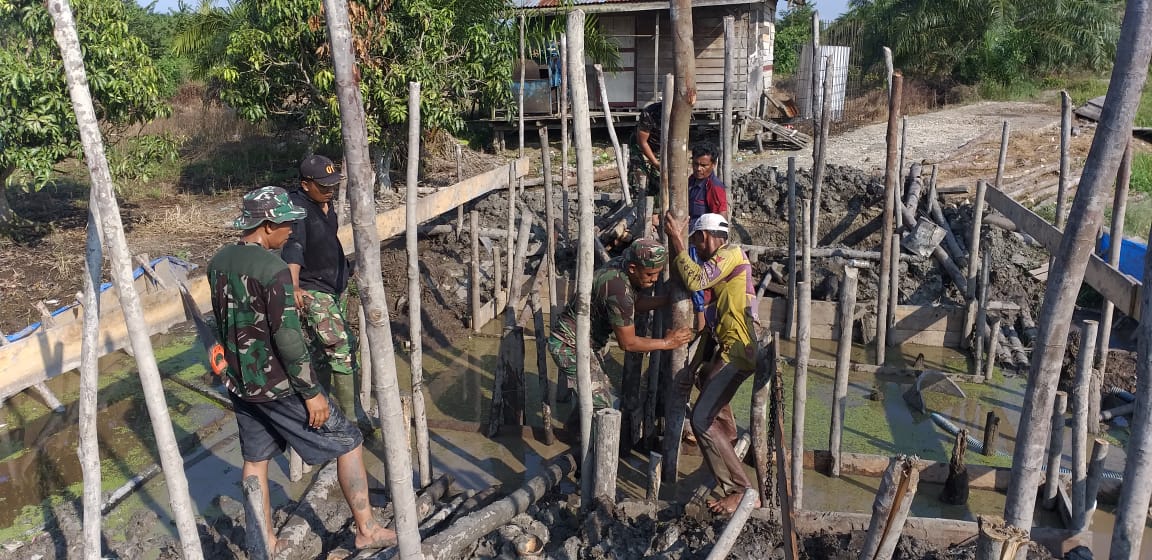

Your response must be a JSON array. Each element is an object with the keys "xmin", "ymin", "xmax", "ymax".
[
  {"xmin": 232, "ymin": 186, "xmax": 307, "ymax": 229},
  {"xmin": 625, "ymin": 238, "xmax": 668, "ymax": 269}
]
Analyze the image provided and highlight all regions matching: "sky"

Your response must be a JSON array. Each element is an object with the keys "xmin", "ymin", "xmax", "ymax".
[{"xmin": 139, "ymin": 0, "xmax": 853, "ymax": 18}]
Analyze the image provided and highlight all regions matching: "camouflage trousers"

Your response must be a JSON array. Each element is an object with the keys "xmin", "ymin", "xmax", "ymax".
[
  {"xmin": 301, "ymin": 290, "xmax": 367, "ymax": 425},
  {"xmin": 546, "ymin": 335, "xmax": 616, "ymax": 411}
]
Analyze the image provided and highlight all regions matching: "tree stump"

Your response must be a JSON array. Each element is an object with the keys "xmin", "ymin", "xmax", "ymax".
[{"xmin": 940, "ymin": 430, "xmax": 969, "ymax": 505}]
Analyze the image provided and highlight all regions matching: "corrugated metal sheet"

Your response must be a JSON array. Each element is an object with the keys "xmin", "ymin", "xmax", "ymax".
[{"xmin": 795, "ymin": 45, "xmax": 850, "ymax": 121}]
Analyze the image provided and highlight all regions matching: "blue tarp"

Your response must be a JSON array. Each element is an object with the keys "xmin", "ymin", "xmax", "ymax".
[
  {"xmin": 1099, "ymin": 233, "xmax": 1148, "ymax": 282},
  {"xmin": 3, "ymin": 256, "xmax": 198, "ymax": 344}
]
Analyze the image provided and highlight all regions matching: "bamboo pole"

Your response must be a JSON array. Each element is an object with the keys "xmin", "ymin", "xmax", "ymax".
[
  {"xmin": 1096, "ymin": 141, "xmax": 1132, "ymax": 375},
  {"xmin": 471, "ymin": 211, "xmax": 482, "ymax": 332},
  {"xmin": 975, "ymin": 515, "xmax": 1029, "ymax": 560},
  {"xmin": 568, "ymin": 9, "xmax": 597, "ymax": 509},
  {"xmin": 829, "ymin": 267, "xmax": 859, "ymax": 477},
  {"xmin": 593, "ymin": 65, "xmax": 632, "ymax": 205},
  {"xmin": 661, "ymin": 0, "xmax": 697, "ymax": 497},
  {"xmin": 592, "ymin": 408, "xmax": 622, "ymax": 500},
  {"xmin": 786, "ymin": 157, "xmax": 798, "ymax": 339},
  {"xmin": 706, "ymin": 488, "xmax": 759, "ymax": 560},
  {"xmin": 1056, "ymin": 92, "xmax": 1072, "ymax": 229},
  {"xmin": 859, "ymin": 455, "xmax": 920, "ymax": 560},
  {"xmin": 560, "ymin": 33, "xmax": 570, "ymax": 242},
  {"xmin": 810, "ymin": 57, "xmax": 833, "ymax": 247},
  {"xmin": 1042, "ymin": 391, "xmax": 1068, "ymax": 510},
  {"xmin": 324, "ymin": 0, "xmax": 422, "ymax": 553},
  {"xmin": 983, "ymin": 411, "xmax": 1000, "ymax": 456},
  {"xmin": 78, "ymin": 204, "xmax": 103, "ymax": 560},
  {"xmin": 1082, "ymin": 438, "xmax": 1109, "ymax": 531},
  {"xmin": 721, "ymin": 15, "xmax": 735, "ymax": 188},
  {"xmin": 46, "ymin": 3, "xmax": 203, "ymax": 556},
  {"xmin": 1072, "ymin": 320, "xmax": 1098, "ymax": 530},
  {"xmin": 877, "ymin": 73, "xmax": 903, "ymax": 365},
  {"xmin": 406, "ymin": 82, "xmax": 432, "ymax": 488}
]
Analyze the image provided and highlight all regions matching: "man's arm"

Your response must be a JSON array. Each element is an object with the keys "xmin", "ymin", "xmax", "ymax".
[
  {"xmin": 637, "ymin": 129, "xmax": 660, "ymax": 167},
  {"xmin": 672, "ymin": 249, "xmax": 741, "ymax": 292},
  {"xmin": 614, "ymin": 323, "xmax": 696, "ymax": 353},
  {"xmin": 268, "ymin": 270, "xmax": 322, "ymax": 400},
  {"xmin": 283, "ymin": 220, "xmax": 309, "ymax": 308}
]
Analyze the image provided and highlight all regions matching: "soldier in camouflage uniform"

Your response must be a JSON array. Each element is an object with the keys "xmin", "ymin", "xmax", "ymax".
[
  {"xmin": 209, "ymin": 186, "xmax": 395, "ymax": 552},
  {"xmin": 282, "ymin": 155, "xmax": 371, "ymax": 431},
  {"xmin": 547, "ymin": 238, "xmax": 696, "ymax": 441}
]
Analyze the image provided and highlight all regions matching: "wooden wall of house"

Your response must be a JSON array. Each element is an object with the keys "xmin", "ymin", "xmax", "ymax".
[{"xmin": 630, "ymin": 6, "xmax": 752, "ymax": 112}]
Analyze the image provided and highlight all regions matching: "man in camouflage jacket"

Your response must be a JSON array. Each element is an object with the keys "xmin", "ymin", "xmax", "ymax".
[{"xmin": 209, "ymin": 186, "xmax": 395, "ymax": 552}]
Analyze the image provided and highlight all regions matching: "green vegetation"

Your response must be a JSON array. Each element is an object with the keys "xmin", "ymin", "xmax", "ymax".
[
  {"xmin": 1132, "ymin": 152, "xmax": 1152, "ymax": 194},
  {"xmin": 772, "ymin": 3, "xmax": 816, "ymax": 78}
]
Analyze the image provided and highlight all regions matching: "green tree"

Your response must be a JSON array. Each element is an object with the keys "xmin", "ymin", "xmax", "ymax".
[
  {"xmin": 773, "ymin": 2, "xmax": 816, "ymax": 78},
  {"xmin": 0, "ymin": 0, "xmax": 170, "ymax": 229},
  {"xmin": 835, "ymin": 0, "xmax": 1122, "ymax": 84}
]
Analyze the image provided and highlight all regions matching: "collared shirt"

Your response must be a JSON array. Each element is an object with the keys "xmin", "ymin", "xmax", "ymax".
[
  {"xmin": 672, "ymin": 243, "xmax": 759, "ymax": 370},
  {"xmin": 282, "ymin": 189, "xmax": 349, "ymax": 295},
  {"xmin": 688, "ymin": 172, "xmax": 728, "ymax": 224},
  {"xmin": 208, "ymin": 242, "xmax": 320, "ymax": 402}
]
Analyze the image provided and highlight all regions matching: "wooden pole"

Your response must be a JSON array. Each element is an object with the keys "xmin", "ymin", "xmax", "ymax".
[
  {"xmin": 792, "ymin": 278, "xmax": 812, "ymax": 509},
  {"xmin": 455, "ymin": 145, "xmax": 464, "ymax": 240},
  {"xmin": 406, "ymin": 82, "xmax": 432, "ymax": 488},
  {"xmin": 471, "ymin": 211, "xmax": 482, "ymax": 332},
  {"xmin": 810, "ymin": 57, "xmax": 832, "ymax": 247},
  {"xmin": 887, "ymin": 233, "xmax": 899, "ymax": 344},
  {"xmin": 786, "ymin": 157, "xmax": 798, "ymax": 339},
  {"xmin": 750, "ymin": 336, "xmax": 773, "ymax": 503},
  {"xmin": 1089, "ymin": 368, "xmax": 1103, "ymax": 435},
  {"xmin": 324, "ymin": 0, "xmax": 422, "ymax": 553},
  {"xmin": 492, "ymin": 245, "xmax": 504, "ymax": 312},
  {"xmin": 530, "ymin": 286, "xmax": 554, "ymax": 445},
  {"xmin": 1056, "ymin": 92, "xmax": 1072, "ymax": 229},
  {"xmin": 941, "ymin": 430, "xmax": 969, "ymax": 505},
  {"xmin": 506, "ymin": 167, "xmax": 517, "ymax": 297},
  {"xmin": 592, "ymin": 408, "xmax": 622, "ymax": 500},
  {"xmin": 660, "ymin": 74, "xmax": 674, "ymax": 211},
  {"xmin": 706, "ymin": 488, "xmax": 759, "ymax": 560},
  {"xmin": 1097, "ymin": 141, "xmax": 1132, "ymax": 375},
  {"xmin": 46, "ymin": 3, "xmax": 203, "ymax": 556},
  {"xmin": 78, "ymin": 204, "xmax": 103, "ymax": 560},
  {"xmin": 1042, "ymin": 391, "xmax": 1068, "ymax": 511},
  {"xmin": 883, "ymin": 47, "xmax": 893, "ymax": 100},
  {"xmin": 568, "ymin": 9, "xmax": 597, "ymax": 509},
  {"xmin": 976, "ymin": 515, "xmax": 1029, "ymax": 560},
  {"xmin": 983, "ymin": 316, "xmax": 1002, "ymax": 380},
  {"xmin": 1082, "ymin": 438, "xmax": 1109, "ymax": 530},
  {"xmin": 661, "ymin": 0, "xmax": 697, "ymax": 497},
  {"xmin": 721, "ymin": 15, "xmax": 735, "ymax": 188},
  {"xmin": 359, "ymin": 299, "xmax": 374, "ymax": 412},
  {"xmin": 539, "ymin": 125, "xmax": 558, "ymax": 314},
  {"xmin": 647, "ymin": 452, "xmax": 663, "ymax": 501},
  {"xmin": 1072, "ymin": 320, "xmax": 1098, "ymax": 529},
  {"xmin": 964, "ymin": 179, "xmax": 989, "ymax": 347},
  {"xmin": 593, "ymin": 64, "xmax": 632, "ymax": 205},
  {"xmin": 983, "ymin": 411, "xmax": 1000, "ymax": 456},
  {"xmin": 994, "ymin": 121, "xmax": 1010, "ymax": 189},
  {"xmin": 518, "ymin": 14, "xmax": 525, "ymax": 157},
  {"xmin": 560, "ymin": 33, "xmax": 570, "ymax": 242},
  {"xmin": 242, "ymin": 475, "xmax": 271, "ymax": 559},
  {"xmin": 829, "ymin": 266, "xmax": 859, "ymax": 477},
  {"xmin": 877, "ymin": 73, "xmax": 903, "ymax": 366},
  {"xmin": 859, "ymin": 455, "xmax": 920, "ymax": 560},
  {"xmin": 809, "ymin": 10, "xmax": 820, "ymax": 126},
  {"xmin": 896, "ymin": 116, "xmax": 906, "ymax": 230},
  {"xmin": 973, "ymin": 248, "xmax": 991, "ymax": 374}
]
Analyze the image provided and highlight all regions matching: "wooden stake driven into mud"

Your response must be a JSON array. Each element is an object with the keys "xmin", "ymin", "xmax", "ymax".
[
  {"xmin": 530, "ymin": 279, "xmax": 555, "ymax": 446},
  {"xmin": 887, "ymin": 233, "xmax": 899, "ymax": 343},
  {"xmin": 940, "ymin": 430, "xmax": 969, "ymax": 505},
  {"xmin": 567, "ymin": 9, "xmax": 597, "ymax": 510},
  {"xmin": 830, "ymin": 267, "xmax": 859, "ymax": 477},
  {"xmin": 46, "ymin": 3, "xmax": 204, "ymax": 557},
  {"xmin": 323, "ymin": 0, "xmax": 423, "ymax": 554},
  {"xmin": 750, "ymin": 335, "xmax": 773, "ymax": 504},
  {"xmin": 592, "ymin": 408, "xmax": 622, "ymax": 500},
  {"xmin": 406, "ymin": 81, "xmax": 432, "ymax": 488},
  {"xmin": 1008, "ymin": 2, "xmax": 1151, "ymax": 532},
  {"xmin": 660, "ymin": 0, "xmax": 697, "ymax": 498},
  {"xmin": 1071, "ymin": 320, "xmax": 1098, "ymax": 530},
  {"xmin": 786, "ymin": 158, "xmax": 798, "ymax": 339},
  {"xmin": 964, "ymin": 179, "xmax": 988, "ymax": 347},
  {"xmin": 859, "ymin": 455, "xmax": 920, "ymax": 560},
  {"xmin": 810, "ymin": 57, "xmax": 833, "ymax": 247},
  {"xmin": 1042, "ymin": 391, "xmax": 1067, "ymax": 510},
  {"xmin": 975, "ymin": 515, "xmax": 1029, "ymax": 560},
  {"xmin": 593, "ymin": 65, "xmax": 632, "ymax": 206},
  {"xmin": 896, "ymin": 117, "xmax": 907, "ymax": 230},
  {"xmin": 983, "ymin": 316, "xmax": 1002, "ymax": 380},
  {"xmin": 78, "ymin": 205, "xmax": 103, "ymax": 560},
  {"xmin": 1082, "ymin": 437, "xmax": 1109, "ymax": 531},
  {"xmin": 518, "ymin": 14, "xmax": 525, "ymax": 157},
  {"xmin": 876, "ymin": 73, "xmax": 903, "ymax": 366},
  {"xmin": 1096, "ymin": 141, "xmax": 1132, "ymax": 375},
  {"xmin": 973, "ymin": 247, "xmax": 991, "ymax": 375},
  {"xmin": 471, "ymin": 211, "xmax": 482, "ymax": 332},
  {"xmin": 1056, "ymin": 92, "xmax": 1072, "ymax": 229},
  {"xmin": 792, "ymin": 275, "xmax": 812, "ymax": 509},
  {"xmin": 560, "ymin": 32, "xmax": 571, "ymax": 242},
  {"xmin": 983, "ymin": 411, "xmax": 1000, "ymax": 456},
  {"xmin": 539, "ymin": 124, "xmax": 558, "ymax": 315}
]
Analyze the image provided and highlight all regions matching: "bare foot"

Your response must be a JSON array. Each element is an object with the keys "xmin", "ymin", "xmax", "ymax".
[
  {"xmin": 354, "ymin": 523, "xmax": 398, "ymax": 550},
  {"xmin": 706, "ymin": 490, "xmax": 761, "ymax": 515}
]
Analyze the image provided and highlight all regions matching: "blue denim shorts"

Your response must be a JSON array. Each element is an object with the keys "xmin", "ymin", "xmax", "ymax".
[{"xmin": 228, "ymin": 391, "xmax": 363, "ymax": 465}]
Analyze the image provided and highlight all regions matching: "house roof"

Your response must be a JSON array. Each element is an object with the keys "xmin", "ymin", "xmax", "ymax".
[{"xmin": 516, "ymin": 0, "xmax": 776, "ymax": 14}]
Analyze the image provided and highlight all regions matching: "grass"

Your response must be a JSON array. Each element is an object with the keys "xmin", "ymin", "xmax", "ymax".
[
  {"xmin": 1132, "ymin": 152, "xmax": 1152, "ymax": 195},
  {"xmin": 977, "ymin": 74, "xmax": 1152, "ymax": 128}
]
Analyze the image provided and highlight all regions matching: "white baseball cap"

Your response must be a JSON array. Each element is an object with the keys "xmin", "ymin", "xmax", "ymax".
[{"xmin": 690, "ymin": 213, "xmax": 729, "ymax": 235}]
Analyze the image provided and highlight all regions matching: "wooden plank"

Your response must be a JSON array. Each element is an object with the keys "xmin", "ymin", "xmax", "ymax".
[
  {"xmin": 985, "ymin": 184, "xmax": 1142, "ymax": 318},
  {"xmin": 760, "ymin": 298, "xmax": 965, "ymax": 333},
  {"xmin": 0, "ymin": 159, "xmax": 531, "ymax": 401}
]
